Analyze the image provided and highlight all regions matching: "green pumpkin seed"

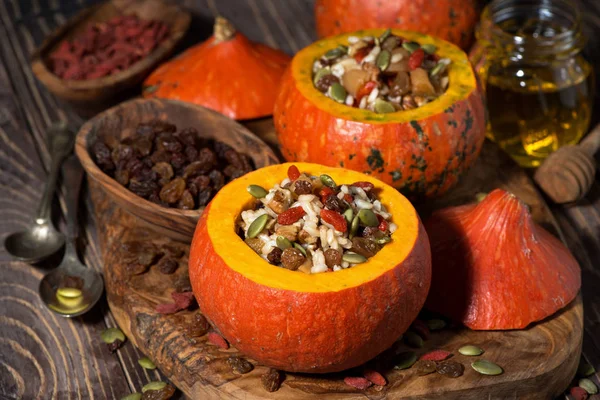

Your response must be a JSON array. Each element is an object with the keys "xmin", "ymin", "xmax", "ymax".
[
  {"xmin": 56, "ymin": 287, "xmax": 83, "ymax": 298},
  {"xmin": 142, "ymin": 381, "xmax": 167, "ymax": 393},
  {"xmin": 101, "ymin": 327, "xmax": 125, "ymax": 344},
  {"xmin": 402, "ymin": 42, "xmax": 420, "ymax": 53},
  {"xmin": 421, "ymin": 44, "xmax": 437, "ymax": 54},
  {"xmin": 426, "ymin": 318, "xmax": 446, "ymax": 330},
  {"xmin": 458, "ymin": 345, "xmax": 484, "ymax": 356},
  {"xmin": 349, "ymin": 215, "xmax": 360, "ymax": 239},
  {"xmin": 376, "ymin": 50, "xmax": 391, "ymax": 71},
  {"xmin": 394, "ymin": 351, "xmax": 418, "ymax": 370},
  {"xmin": 338, "ymin": 45, "xmax": 349, "ymax": 53},
  {"xmin": 342, "ymin": 252, "xmax": 367, "ymax": 264},
  {"xmin": 120, "ymin": 394, "xmax": 142, "ymax": 400},
  {"xmin": 294, "ymin": 243, "xmax": 307, "ymax": 257},
  {"xmin": 247, "ymin": 184, "xmax": 268, "ymax": 198},
  {"xmin": 373, "ymin": 235, "xmax": 391, "ymax": 244},
  {"xmin": 328, "ymin": 83, "xmax": 347, "ymax": 103},
  {"xmin": 313, "ymin": 67, "xmax": 331, "ymax": 84},
  {"xmin": 276, "ymin": 236, "xmax": 293, "ymax": 250},
  {"xmin": 579, "ymin": 378, "xmax": 599, "ymax": 394},
  {"xmin": 247, "ymin": 214, "xmax": 269, "ymax": 238},
  {"xmin": 374, "ymin": 99, "xmax": 396, "ymax": 114},
  {"xmin": 404, "ymin": 331, "xmax": 424, "ymax": 348},
  {"xmin": 56, "ymin": 293, "xmax": 84, "ymax": 308},
  {"xmin": 578, "ymin": 362, "xmax": 596, "ymax": 377},
  {"xmin": 343, "ymin": 208, "xmax": 354, "ymax": 224},
  {"xmin": 138, "ymin": 357, "xmax": 156, "ymax": 370},
  {"xmin": 324, "ymin": 47, "xmax": 345, "ymax": 60},
  {"xmin": 379, "ymin": 28, "xmax": 392, "ymax": 43},
  {"xmin": 357, "ymin": 209, "xmax": 379, "ymax": 227},
  {"xmin": 319, "ymin": 174, "xmax": 337, "ymax": 188},
  {"xmin": 429, "ymin": 62, "xmax": 446, "ymax": 77},
  {"xmin": 471, "ymin": 360, "xmax": 503, "ymax": 376}
]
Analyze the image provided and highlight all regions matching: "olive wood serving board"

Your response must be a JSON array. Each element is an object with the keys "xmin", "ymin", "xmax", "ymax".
[{"xmin": 93, "ymin": 119, "xmax": 583, "ymax": 399}]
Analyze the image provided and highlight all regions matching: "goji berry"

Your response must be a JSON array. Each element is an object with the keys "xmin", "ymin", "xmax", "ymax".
[
  {"xmin": 363, "ymin": 370, "xmax": 386, "ymax": 386},
  {"xmin": 570, "ymin": 387, "xmax": 589, "ymax": 400},
  {"xmin": 278, "ymin": 207, "xmax": 306, "ymax": 225},
  {"xmin": 411, "ymin": 319, "xmax": 430, "ymax": 339},
  {"xmin": 344, "ymin": 377, "xmax": 372, "ymax": 390},
  {"xmin": 208, "ymin": 332, "xmax": 229, "ymax": 349},
  {"xmin": 343, "ymin": 193, "xmax": 354, "ymax": 203},
  {"xmin": 409, "ymin": 48, "xmax": 425, "ymax": 70},
  {"xmin": 352, "ymin": 46, "xmax": 371, "ymax": 63},
  {"xmin": 376, "ymin": 214, "xmax": 389, "ymax": 232},
  {"xmin": 287, "ymin": 165, "xmax": 301, "ymax": 181},
  {"xmin": 321, "ymin": 209, "xmax": 347, "ymax": 232},
  {"xmin": 319, "ymin": 186, "xmax": 335, "ymax": 203},
  {"xmin": 355, "ymin": 81, "xmax": 377, "ymax": 104},
  {"xmin": 420, "ymin": 349, "xmax": 452, "ymax": 361},
  {"xmin": 352, "ymin": 181, "xmax": 374, "ymax": 191},
  {"xmin": 171, "ymin": 291, "xmax": 196, "ymax": 310},
  {"xmin": 155, "ymin": 302, "xmax": 179, "ymax": 314}
]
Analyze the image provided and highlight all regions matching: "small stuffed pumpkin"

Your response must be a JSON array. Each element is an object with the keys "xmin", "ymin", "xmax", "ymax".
[
  {"xmin": 143, "ymin": 17, "xmax": 291, "ymax": 120},
  {"xmin": 189, "ymin": 163, "xmax": 432, "ymax": 373},
  {"xmin": 424, "ymin": 189, "xmax": 581, "ymax": 330}
]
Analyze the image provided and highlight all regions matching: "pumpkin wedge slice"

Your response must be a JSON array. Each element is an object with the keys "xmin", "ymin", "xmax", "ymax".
[{"xmin": 189, "ymin": 163, "xmax": 431, "ymax": 373}]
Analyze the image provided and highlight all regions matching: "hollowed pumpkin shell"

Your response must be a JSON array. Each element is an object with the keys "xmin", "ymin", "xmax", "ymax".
[
  {"xmin": 189, "ymin": 163, "xmax": 431, "ymax": 373},
  {"xmin": 273, "ymin": 29, "xmax": 486, "ymax": 199}
]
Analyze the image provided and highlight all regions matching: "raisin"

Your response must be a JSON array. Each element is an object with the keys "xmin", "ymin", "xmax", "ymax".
[
  {"xmin": 184, "ymin": 145, "xmax": 198, "ymax": 162},
  {"xmin": 150, "ymin": 149, "xmax": 171, "ymax": 164},
  {"xmin": 107, "ymin": 339, "xmax": 124, "ymax": 353},
  {"xmin": 131, "ymin": 136, "xmax": 153, "ymax": 157},
  {"xmin": 159, "ymin": 177, "xmax": 186, "ymax": 203},
  {"xmin": 187, "ymin": 313, "xmax": 210, "ymax": 337},
  {"xmin": 115, "ymin": 168, "xmax": 130, "ymax": 186},
  {"xmin": 173, "ymin": 275, "xmax": 192, "ymax": 293},
  {"xmin": 147, "ymin": 119, "xmax": 176, "ymax": 134},
  {"xmin": 245, "ymin": 237, "xmax": 264, "ymax": 254},
  {"xmin": 170, "ymin": 152, "xmax": 187, "ymax": 170},
  {"xmin": 183, "ymin": 161, "xmax": 207, "ymax": 179},
  {"xmin": 140, "ymin": 383, "xmax": 175, "ymax": 400},
  {"xmin": 129, "ymin": 179, "xmax": 159, "ymax": 198},
  {"xmin": 214, "ymin": 141, "xmax": 233, "ymax": 158},
  {"xmin": 152, "ymin": 162, "xmax": 174, "ymax": 186},
  {"xmin": 324, "ymin": 248, "xmax": 342, "ymax": 268},
  {"xmin": 197, "ymin": 148, "xmax": 217, "ymax": 171},
  {"xmin": 224, "ymin": 149, "xmax": 252, "ymax": 172},
  {"xmin": 281, "ymin": 248, "xmax": 305, "ymax": 270},
  {"xmin": 197, "ymin": 188, "xmax": 213, "ymax": 207},
  {"xmin": 157, "ymin": 256, "xmax": 178, "ymax": 274},
  {"xmin": 111, "ymin": 144, "xmax": 133, "ymax": 166},
  {"xmin": 267, "ymin": 247, "xmax": 283, "ymax": 264},
  {"xmin": 208, "ymin": 170, "xmax": 225, "ymax": 190},
  {"xmin": 294, "ymin": 180, "xmax": 313, "ymax": 195},
  {"xmin": 223, "ymin": 165, "xmax": 244, "ymax": 179},
  {"xmin": 361, "ymin": 226, "xmax": 380, "ymax": 238},
  {"xmin": 324, "ymin": 195, "xmax": 346, "ymax": 213},
  {"xmin": 156, "ymin": 134, "xmax": 182, "ymax": 153},
  {"xmin": 93, "ymin": 142, "xmax": 115, "ymax": 171},
  {"xmin": 177, "ymin": 190, "xmax": 195, "ymax": 209},
  {"xmin": 315, "ymin": 74, "xmax": 340, "ymax": 92},
  {"xmin": 436, "ymin": 360, "xmax": 465, "ymax": 378},
  {"xmin": 351, "ymin": 237, "xmax": 381, "ymax": 258},
  {"xmin": 227, "ymin": 357, "xmax": 253, "ymax": 374},
  {"xmin": 414, "ymin": 360, "xmax": 437, "ymax": 376},
  {"xmin": 176, "ymin": 127, "xmax": 198, "ymax": 147},
  {"xmin": 261, "ymin": 368, "xmax": 282, "ymax": 392}
]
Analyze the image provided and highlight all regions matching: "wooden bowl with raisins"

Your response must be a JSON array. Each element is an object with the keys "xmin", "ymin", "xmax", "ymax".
[{"xmin": 75, "ymin": 98, "xmax": 278, "ymax": 242}]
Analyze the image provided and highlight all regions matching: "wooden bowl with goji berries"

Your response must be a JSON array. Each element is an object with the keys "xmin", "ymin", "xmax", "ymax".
[
  {"xmin": 31, "ymin": 0, "xmax": 191, "ymax": 116},
  {"xmin": 75, "ymin": 98, "xmax": 279, "ymax": 242}
]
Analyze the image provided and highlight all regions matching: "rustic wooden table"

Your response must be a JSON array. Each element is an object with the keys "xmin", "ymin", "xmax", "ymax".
[{"xmin": 0, "ymin": 1, "xmax": 598, "ymax": 399}]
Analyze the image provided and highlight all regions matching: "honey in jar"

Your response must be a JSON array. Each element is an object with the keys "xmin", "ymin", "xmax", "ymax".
[{"xmin": 470, "ymin": 0, "xmax": 594, "ymax": 168}]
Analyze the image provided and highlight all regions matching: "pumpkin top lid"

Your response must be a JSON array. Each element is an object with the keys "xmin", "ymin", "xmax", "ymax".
[
  {"xmin": 201, "ymin": 162, "xmax": 423, "ymax": 293},
  {"xmin": 292, "ymin": 28, "xmax": 477, "ymax": 124}
]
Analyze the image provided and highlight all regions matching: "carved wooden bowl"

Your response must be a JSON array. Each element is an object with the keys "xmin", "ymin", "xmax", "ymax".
[
  {"xmin": 31, "ymin": 0, "xmax": 191, "ymax": 116},
  {"xmin": 75, "ymin": 98, "xmax": 279, "ymax": 242}
]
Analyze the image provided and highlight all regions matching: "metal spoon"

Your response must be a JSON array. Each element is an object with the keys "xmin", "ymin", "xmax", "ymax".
[
  {"xmin": 39, "ymin": 155, "xmax": 104, "ymax": 317},
  {"xmin": 4, "ymin": 122, "xmax": 74, "ymax": 263}
]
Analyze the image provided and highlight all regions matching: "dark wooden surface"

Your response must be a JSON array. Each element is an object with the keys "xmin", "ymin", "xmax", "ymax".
[{"xmin": 0, "ymin": 0, "xmax": 598, "ymax": 399}]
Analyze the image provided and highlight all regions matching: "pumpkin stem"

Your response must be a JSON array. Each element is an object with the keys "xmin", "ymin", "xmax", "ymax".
[{"xmin": 214, "ymin": 16, "xmax": 236, "ymax": 42}]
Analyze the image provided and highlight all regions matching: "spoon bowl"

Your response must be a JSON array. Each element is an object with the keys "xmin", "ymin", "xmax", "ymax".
[{"xmin": 4, "ymin": 222, "xmax": 65, "ymax": 264}]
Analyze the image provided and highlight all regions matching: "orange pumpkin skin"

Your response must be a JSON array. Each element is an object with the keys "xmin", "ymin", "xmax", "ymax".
[
  {"xmin": 143, "ymin": 19, "xmax": 290, "ymax": 120},
  {"xmin": 189, "ymin": 163, "xmax": 432, "ymax": 373},
  {"xmin": 314, "ymin": 0, "xmax": 479, "ymax": 50},
  {"xmin": 274, "ymin": 29, "xmax": 486, "ymax": 199},
  {"xmin": 424, "ymin": 189, "xmax": 581, "ymax": 330}
]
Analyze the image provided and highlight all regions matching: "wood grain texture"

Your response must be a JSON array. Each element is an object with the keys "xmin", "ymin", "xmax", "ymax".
[
  {"xmin": 75, "ymin": 98, "xmax": 279, "ymax": 242},
  {"xmin": 0, "ymin": 0, "xmax": 599, "ymax": 399},
  {"xmin": 97, "ymin": 138, "xmax": 583, "ymax": 399},
  {"xmin": 30, "ymin": 0, "xmax": 191, "ymax": 116}
]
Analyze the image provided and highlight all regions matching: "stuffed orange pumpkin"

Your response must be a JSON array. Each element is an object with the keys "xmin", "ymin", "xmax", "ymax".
[
  {"xmin": 273, "ymin": 29, "xmax": 486, "ymax": 199},
  {"xmin": 189, "ymin": 163, "xmax": 431, "ymax": 373},
  {"xmin": 143, "ymin": 17, "xmax": 291, "ymax": 120},
  {"xmin": 314, "ymin": 0, "xmax": 479, "ymax": 50},
  {"xmin": 424, "ymin": 189, "xmax": 581, "ymax": 330}
]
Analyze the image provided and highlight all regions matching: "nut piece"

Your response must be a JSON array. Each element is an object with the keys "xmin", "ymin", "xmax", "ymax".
[
  {"xmin": 268, "ymin": 190, "xmax": 291, "ymax": 214},
  {"xmin": 298, "ymin": 229, "xmax": 318, "ymax": 245},
  {"xmin": 275, "ymin": 225, "xmax": 299, "ymax": 242},
  {"xmin": 281, "ymin": 248, "xmax": 305, "ymax": 271}
]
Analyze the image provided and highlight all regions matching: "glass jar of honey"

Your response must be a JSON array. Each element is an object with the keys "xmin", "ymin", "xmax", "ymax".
[{"xmin": 470, "ymin": 0, "xmax": 594, "ymax": 168}]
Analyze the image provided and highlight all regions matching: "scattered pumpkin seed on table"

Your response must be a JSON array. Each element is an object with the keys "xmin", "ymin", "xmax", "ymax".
[
  {"xmin": 138, "ymin": 357, "xmax": 156, "ymax": 370},
  {"xmin": 578, "ymin": 362, "xmax": 596, "ymax": 377},
  {"xmin": 247, "ymin": 184, "xmax": 268, "ymax": 198},
  {"xmin": 471, "ymin": 360, "xmax": 503, "ymax": 376},
  {"xmin": 579, "ymin": 378, "xmax": 598, "ymax": 394},
  {"xmin": 458, "ymin": 345, "xmax": 484, "ymax": 356},
  {"xmin": 426, "ymin": 319, "xmax": 446, "ymax": 331},
  {"xmin": 120, "ymin": 394, "xmax": 142, "ymax": 400},
  {"xmin": 247, "ymin": 214, "xmax": 270, "ymax": 238},
  {"xmin": 394, "ymin": 351, "xmax": 418, "ymax": 370},
  {"xmin": 142, "ymin": 381, "xmax": 167, "ymax": 393},
  {"xmin": 101, "ymin": 327, "xmax": 125, "ymax": 344},
  {"xmin": 404, "ymin": 331, "xmax": 424, "ymax": 348}
]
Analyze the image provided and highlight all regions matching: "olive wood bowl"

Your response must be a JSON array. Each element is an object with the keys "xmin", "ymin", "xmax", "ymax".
[
  {"xmin": 75, "ymin": 98, "xmax": 279, "ymax": 242},
  {"xmin": 31, "ymin": 0, "xmax": 191, "ymax": 117}
]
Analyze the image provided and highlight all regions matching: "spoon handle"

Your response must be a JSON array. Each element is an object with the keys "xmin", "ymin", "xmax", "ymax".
[
  {"xmin": 581, "ymin": 123, "xmax": 600, "ymax": 156},
  {"xmin": 62, "ymin": 155, "xmax": 84, "ymax": 241}
]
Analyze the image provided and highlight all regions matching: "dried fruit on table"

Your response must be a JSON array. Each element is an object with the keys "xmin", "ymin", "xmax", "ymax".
[
  {"xmin": 186, "ymin": 313, "xmax": 211, "ymax": 337},
  {"xmin": 207, "ymin": 332, "xmax": 229, "ymax": 349},
  {"xmin": 420, "ymin": 349, "xmax": 451, "ymax": 361},
  {"xmin": 171, "ymin": 291, "xmax": 195, "ymax": 310},
  {"xmin": 155, "ymin": 303, "xmax": 180, "ymax": 315},
  {"xmin": 436, "ymin": 360, "xmax": 465, "ymax": 378},
  {"xmin": 261, "ymin": 368, "xmax": 282, "ymax": 392},
  {"xmin": 363, "ymin": 369, "xmax": 386, "ymax": 386},
  {"xmin": 227, "ymin": 356, "xmax": 254, "ymax": 374},
  {"xmin": 156, "ymin": 257, "xmax": 178, "ymax": 274},
  {"xmin": 425, "ymin": 189, "xmax": 581, "ymax": 330},
  {"xmin": 141, "ymin": 382, "xmax": 175, "ymax": 400},
  {"xmin": 414, "ymin": 359, "xmax": 437, "ymax": 376},
  {"xmin": 570, "ymin": 386, "xmax": 589, "ymax": 400},
  {"xmin": 344, "ymin": 376, "xmax": 373, "ymax": 390},
  {"xmin": 143, "ymin": 17, "xmax": 290, "ymax": 120}
]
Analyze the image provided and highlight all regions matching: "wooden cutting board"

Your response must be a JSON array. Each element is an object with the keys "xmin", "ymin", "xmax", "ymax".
[{"xmin": 92, "ymin": 119, "xmax": 583, "ymax": 400}]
